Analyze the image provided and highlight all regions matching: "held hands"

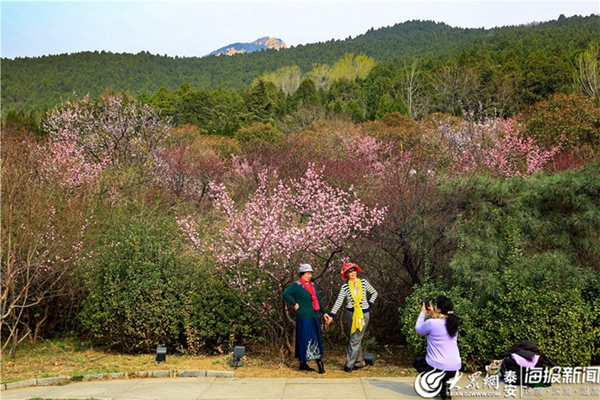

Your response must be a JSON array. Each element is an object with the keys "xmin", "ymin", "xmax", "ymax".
[{"xmin": 293, "ymin": 303, "xmax": 332, "ymax": 325}]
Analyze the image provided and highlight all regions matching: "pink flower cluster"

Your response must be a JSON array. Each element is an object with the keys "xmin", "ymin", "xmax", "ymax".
[
  {"xmin": 42, "ymin": 129, "xmax": 106, "ymax": 189},
  {"xmin": 181, "ymin": 165, "xmax": 387, "ymax": 302},
  {"xmin": 43, "ymin": 93, "xmax": 171, "ymax": 166},
  {"xmin": 441, "ymin": 115, "xmax": 564, "ymax": 178},
  {"xmin": 176, "ymin": 215, "xmax": 202, "ymax": 250},
  {"xmin": 482, "ymin": 119, "xmax": 564, "ymax": 177},
  {"xmin": 338, "ymin": 132, "xmax": 392, "ymax": 179}
]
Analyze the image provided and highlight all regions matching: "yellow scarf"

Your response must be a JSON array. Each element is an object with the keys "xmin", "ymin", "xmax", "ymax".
[{"xmin": 349, "ymin": 279, "xmax": 365, "ymax": 334}]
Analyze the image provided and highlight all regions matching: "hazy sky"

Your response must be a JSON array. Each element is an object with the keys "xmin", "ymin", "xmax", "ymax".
[{"xmin": 2, "ymin": 0, "xmax": 599, "ymax": 59}]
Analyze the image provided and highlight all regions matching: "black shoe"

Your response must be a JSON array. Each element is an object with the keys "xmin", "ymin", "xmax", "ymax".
[
  {"xmin": 299, "ymin": 362, "xmax": 315, "ymax": 372},
  {"xmin": 316, "ymin": 359, "xmax": 326, "ymax": 374},
  {"xmin": 441, "ymin": 383, "xmax": 452, "ymax": 400},
  {"xmin": 344, "ymin": 366, "xmax": 352, "ymax": 373},
  {"xmin": 353, "ymin": 364, "xmax": 363, "ymax": 370}
]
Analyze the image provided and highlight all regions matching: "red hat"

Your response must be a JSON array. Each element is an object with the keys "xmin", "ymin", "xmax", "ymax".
[{"xmin": 341, "ymin": 262, "xmax": 362, "ymax": 280}]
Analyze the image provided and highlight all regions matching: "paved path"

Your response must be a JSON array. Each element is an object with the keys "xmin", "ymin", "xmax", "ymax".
[{"xmin": 1, "ymin": 375, "xmax": 597, "ymax": 400}]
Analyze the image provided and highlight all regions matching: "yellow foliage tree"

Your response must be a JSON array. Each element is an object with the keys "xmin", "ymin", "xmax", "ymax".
[
  {"xmin": 330, "ymin": 53, "xmax": 376, "ymax": 82},
  {"xmin": 307, "ymin": 54, "xmax": 375, "ymax": 91},
  {"xmin": 262, "ymin": 65, "xmax": 302, "ymax": 96}
]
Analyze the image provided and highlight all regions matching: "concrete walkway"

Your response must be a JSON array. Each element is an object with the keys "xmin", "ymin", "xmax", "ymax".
[{"xmin": 1, "ymin": 374, "xmax": 597, "ymax": 400}]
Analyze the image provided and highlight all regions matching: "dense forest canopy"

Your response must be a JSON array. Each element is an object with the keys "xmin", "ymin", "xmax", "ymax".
[{"xmin": 2, "ymin": 15, "xmax": 599, "ymax": 114}]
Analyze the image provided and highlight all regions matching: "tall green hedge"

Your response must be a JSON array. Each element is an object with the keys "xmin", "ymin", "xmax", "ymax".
[
  {"xmin": 400, "ymin": 164, "xmax": 600, "ymax": 369},
  {"xmin": 80, "ymin": 203, "xmax": 265, "ymax": 353},
  {"xmin": 401, "ymin": 268, "xmax": 598, "ymax": 370}
]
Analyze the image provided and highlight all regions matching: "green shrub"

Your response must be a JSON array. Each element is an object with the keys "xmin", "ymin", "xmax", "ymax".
[
  {"xmin": 522, "ymin": 92, "xmax": 600, "ymax": 150},
  {"xmin": 80, "ymin": 203, "xmax": 265, "ymax": 354},
  {"xmin": 581, "ymin": 272, "xmax": 600, "ymax": 362},
  {"xmin": 234, "ymin": 122, "xmax": 283, "ymax": 147},
  {"xmin": 80, "ymin": 208, "xmax": 187, "ymax": 352},
  {"xmin": 180, "ymin": 268, "xmax": 267, "ymax": 354},
  {"xmin": 400, "ymin": 264, "xmax": 595, "ymax": 370},
  {"xmin": 472, "ymin": 264, "xmax": 595, "ymax": 367},
  {"xmin": 400, "ymin": 167, "xmax": 600, "ymax": 368}
]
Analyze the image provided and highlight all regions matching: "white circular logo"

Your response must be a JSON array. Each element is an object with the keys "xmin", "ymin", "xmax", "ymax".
[{"xmin": 414, "ymin": 369, "xmax": 446, "ymax": 398}]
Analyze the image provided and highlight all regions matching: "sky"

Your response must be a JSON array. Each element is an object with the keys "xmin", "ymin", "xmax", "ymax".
[{"xmin": 1, "ymin": 0, "xmax": 599, "ymax": 60}]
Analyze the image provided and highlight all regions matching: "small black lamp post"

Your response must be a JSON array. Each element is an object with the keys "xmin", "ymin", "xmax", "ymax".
[
  {"xmin": 156, "ymin": 347, "xmax": 167, "ymax": 363},
  {"xmin": 364, "ymin": 352, "xmax": 376, "ymax": 366},
  {"xmin": 230, "ymin": 346, "xmax": 245, "ymax": 368}
]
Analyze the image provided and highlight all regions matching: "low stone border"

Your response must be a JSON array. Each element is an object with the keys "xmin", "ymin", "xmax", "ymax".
[
  {"xmin": 0, "ymin": 369, "xmax": 234, "ymax": 391},
  {"xmin": 178, "ymin": 370, "xmax": 206, "ymax": 377},
  {"xmin": 4, "ymin": 379, "xmax": 37, "ymax": 391},
  {"xmin": 207, "ymin": 370, "xmax": 234, "ymax": 377},
  {"xmin": 37, "ymin": 376, "xmax": 71, "ymax": 386},
  {"xmin": 83, "ymin": 373, "xmax": 104, "ymax": 381}
]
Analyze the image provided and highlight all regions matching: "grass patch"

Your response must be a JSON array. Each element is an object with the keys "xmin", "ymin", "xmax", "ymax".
[
  {"xmin": 250, "ymin": 358, "xmax": 264, "ymax": 366},
  {"xmin": 2, "ymin": 337, "xmax": 413, "ymax": 382}
]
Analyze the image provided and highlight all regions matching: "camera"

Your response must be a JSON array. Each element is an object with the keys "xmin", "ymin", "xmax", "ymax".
[{"xmin": 423, "ymin": 297, "xmax": 430, "ymax": 309}]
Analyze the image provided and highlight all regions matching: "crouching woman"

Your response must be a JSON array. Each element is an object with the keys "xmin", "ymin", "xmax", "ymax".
[{"xmin": 414, "ymin": 295, "xmax": 461, "ymax": 400}]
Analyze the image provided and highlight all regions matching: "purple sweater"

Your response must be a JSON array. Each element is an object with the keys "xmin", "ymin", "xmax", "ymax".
[{"xmin": 415, "ymin": 312, "xmax": 462, "ymax": 371}]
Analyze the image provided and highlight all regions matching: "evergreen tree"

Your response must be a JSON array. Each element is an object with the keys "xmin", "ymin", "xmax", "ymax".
[
  {"xmin": 245, "ymin": 78, "xmax": 285, "ymax": 123},
  {"xmin": 290, "ymin": 79, "xmax": 320, "ymax": 110}
]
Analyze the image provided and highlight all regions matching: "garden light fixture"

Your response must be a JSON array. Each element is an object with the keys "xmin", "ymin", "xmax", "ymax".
[
  {"xmin": 155, "ymin": 347, "xmax": 167, "ymax": 363},
  {"xmin": 230, "ymin": 346, "xmax": 245, "ymax": 368}
]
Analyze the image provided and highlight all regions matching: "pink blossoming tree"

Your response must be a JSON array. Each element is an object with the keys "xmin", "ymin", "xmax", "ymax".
[
  {"xmin": 1, "ymin": 131, "xmax": 94, "ymax": 357},
  {"xmin": 481, "ymin": 118, "xmax": 565, "ymax": 177},
  {"xmin": 152, "ymin": 143, "xmax": 226, "ymax": 204},
  {"xmin": 179, "ymin": 165, "xmax": 386, "ymax": 350},
  {"xmin": 42, "ymin": 129, "xmax": 106, "ymax": 190},
  {"xmin": 43, "ymin": 93, "xmax": 172, "ymax": 168},
  {"xmin": 338, "ymin": 131, "xmax": 392, "ymax": 180},
  {"xmin": 436, "ymin": 114, "xmax": 565, "ymax": 177}
]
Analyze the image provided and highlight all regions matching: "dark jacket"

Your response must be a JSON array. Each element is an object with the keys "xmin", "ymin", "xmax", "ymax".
[
  {"xmin": 282, "ymin": 280, "xmax": 328, "ymax": 320},
  {"xmin": 502, "ymin": 339, "xmax": 557, "ymax": 366}
]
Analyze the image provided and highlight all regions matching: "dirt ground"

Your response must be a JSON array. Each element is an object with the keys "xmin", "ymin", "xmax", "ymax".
[{"xmin": 1, "ymin": 340, "xmax": 416, "ymax": 384}]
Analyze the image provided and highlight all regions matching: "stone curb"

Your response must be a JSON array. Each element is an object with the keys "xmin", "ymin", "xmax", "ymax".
[
  {"xmin": 0, "ymin": 369, "xmax": 233, "ymax": 391},
  {"xmin": 178, "ymin": 370, "xmax": 207, "ymax": 377},
  {"xmin": 4, "ymin": 379, "xmax": 37, "ymax": 391},
  {"xmin": 36, "ymin": 376, "xmax": 71, "ymax": 386},
  {"xmin": 207, "ymin": 370, "xmax": 234, "ymax": 377},
  {"xmin": 83, "ymin": 373, "xmax": 104, "ymax": 381}
]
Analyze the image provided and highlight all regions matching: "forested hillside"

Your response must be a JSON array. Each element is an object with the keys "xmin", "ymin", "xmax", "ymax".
[{"xmin": 2, "ymin": 14, "xmax": 599, "ymax": 113}]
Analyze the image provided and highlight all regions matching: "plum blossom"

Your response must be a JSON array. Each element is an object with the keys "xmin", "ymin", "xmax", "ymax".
[
  {"xmin": 180, "ymin": 164, "xmax": 386, "ymax": 331},
  {"xmin": 482, "ymin": 119, "xmax": 564, "ymax": 177}
]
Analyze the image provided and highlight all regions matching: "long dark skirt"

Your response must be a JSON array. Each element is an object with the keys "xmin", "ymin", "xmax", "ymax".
[{"xmin": 295, "ymin": 317, "xmax": 324, "ymax": 362}]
